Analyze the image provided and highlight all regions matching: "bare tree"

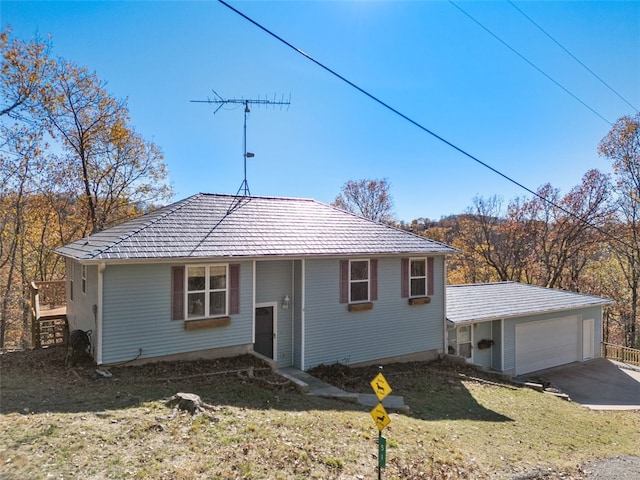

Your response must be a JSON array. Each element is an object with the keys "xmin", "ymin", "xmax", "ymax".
[
  {"xmin": 44, "ymin": 61, "xmax": 171, "ymax": 233},
  {"xmin": 599, "ymin": 113, "xmax": 640, "ymax": 347},
  {"xmin": 332, "ymin": 178, "xmax": 394, "ymax": 223}
]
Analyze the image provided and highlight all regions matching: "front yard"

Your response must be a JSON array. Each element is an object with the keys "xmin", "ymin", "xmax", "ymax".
[{"xmin": 1, "ymin": 347, "xmax": 638, "ymax": 479}]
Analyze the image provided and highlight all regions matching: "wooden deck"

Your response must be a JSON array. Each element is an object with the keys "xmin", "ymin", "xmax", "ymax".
[
  {"xmin": 602, "ymin": 342, "xmax": 640, "ymax": 367},
  {"xmin": 31, "ymin": 281, "xmax": 68, "ymax": 348}
]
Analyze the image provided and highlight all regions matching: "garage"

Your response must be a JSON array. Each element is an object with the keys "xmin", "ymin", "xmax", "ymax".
[
  {"xmin": 515, "ymin": 315, "xmax": 579, "ymax": 375},
  {"xmin": 447, "ymin": 282, "xmax": 612, "ymax": 376}
]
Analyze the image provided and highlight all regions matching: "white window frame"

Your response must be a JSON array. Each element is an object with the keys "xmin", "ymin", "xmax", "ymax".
[
  {"xmin": 409, "ymin": 258, "xmax": 427, "ymax": 298},
  {"xmin": 185, "ymin": 264, "xmax": 229, "ymax": 319},
  {"xmin": 457, "ymin": 325, "xmax": 473, "ymax": 361},
  {"xmin": 349, "ymin": 259, "xmax": 370, "ymax": 303},
  {"xmin": 81, "ymin": 265, "xmax": 87, "ymax": 295}
]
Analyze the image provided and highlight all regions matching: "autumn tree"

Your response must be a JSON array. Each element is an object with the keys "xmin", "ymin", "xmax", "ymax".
[
  {"xmin": 599, "ymin": 113, "xmax": 640, "ymax": 347},
  {"xmin": 0, "ymin": 30, "xmax": 172, "ymax": 347},
  {"xmin": 43, "ymin": 61, "xmax": 171, "ymax": 234},
  {"xmin": 0, "ymin": 31, "xmax": 56, "ymax": 347},
  {"xmin": 332, "ymin": 178, "xmax": 394, "ymax": 223}
]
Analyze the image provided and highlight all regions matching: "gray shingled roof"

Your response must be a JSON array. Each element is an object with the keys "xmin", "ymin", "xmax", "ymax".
[
  {"xmin": 56, "ymin": 193, "xmax": 458, "ymax": 261},
  {"xmin": 447, "ymin": 282, "xmax": 612, "ymax": 324}
]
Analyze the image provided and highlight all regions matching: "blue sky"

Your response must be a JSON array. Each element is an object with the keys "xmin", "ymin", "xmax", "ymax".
[{"xmin": 2, "ymin": 1, "xmax": 639, "ymax": 222}]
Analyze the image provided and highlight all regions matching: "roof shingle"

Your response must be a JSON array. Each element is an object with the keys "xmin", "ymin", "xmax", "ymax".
[
  {"xmin": 56, "ymin": 193, "xmax": 458, "ymax": 261},
  {"xmin": 446, "ymin": 282, "xmax": 612, "ymax": 324}
]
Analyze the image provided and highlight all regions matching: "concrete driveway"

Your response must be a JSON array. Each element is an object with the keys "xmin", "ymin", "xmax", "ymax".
[{"xmin": 532, "ymin": 358, "xmax": 640, "ymax": 410}]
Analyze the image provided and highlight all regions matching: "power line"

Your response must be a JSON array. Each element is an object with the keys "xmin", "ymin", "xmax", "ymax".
[
  {"xmin": 449, "ymin": 1, "xmax": 612, "ymax": 126},
  {"xmin": 508, "ymin": 0, "xmax": 639, "ymax": 114},
  {"xmin": 216, "ymin": 0, "xmax": 630, "ymax": 249}
]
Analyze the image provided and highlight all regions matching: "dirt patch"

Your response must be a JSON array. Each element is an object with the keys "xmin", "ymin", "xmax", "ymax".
[
  {"xmin": 0, "ymin": 346, "xmax": 295, "ymax": 415},
  {"xmin": 308, "ymin": 357, "xmax": 517, "ymax": 392}
]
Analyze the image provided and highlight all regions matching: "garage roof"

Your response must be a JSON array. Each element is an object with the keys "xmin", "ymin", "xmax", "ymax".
[{"xmin": 447, "ymin": 282, "xmax": 613, "ymax": 324}]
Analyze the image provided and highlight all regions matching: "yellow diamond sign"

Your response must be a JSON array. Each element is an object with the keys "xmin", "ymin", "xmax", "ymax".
[
  {"xmin": 370, "ymin": 372, "xmax": 392, "ymax": 402},
  {"xmin": 370, "ymin": 403, "xmax": 391, "ymax": 431}
]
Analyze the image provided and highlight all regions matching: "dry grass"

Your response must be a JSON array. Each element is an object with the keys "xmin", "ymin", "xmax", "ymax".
[{"xmin": 1, "ymin": 347, "xmax": 639, "ymax": 479}]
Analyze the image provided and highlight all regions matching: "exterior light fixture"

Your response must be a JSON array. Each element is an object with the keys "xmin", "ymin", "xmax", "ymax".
[{"xmin": 282, "ymin": 294, "xmax": 290, "ymax": 310}]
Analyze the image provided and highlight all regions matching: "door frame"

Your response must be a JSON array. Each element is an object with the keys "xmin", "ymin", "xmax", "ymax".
[{"xmin": 254, "ymin": 302, "xmax": 278, "ymax": 360}]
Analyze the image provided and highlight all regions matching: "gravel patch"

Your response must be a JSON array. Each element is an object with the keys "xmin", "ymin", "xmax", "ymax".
[{"xmin": 583, "ymin": 456, "xmax": 640, "ymax": 479}]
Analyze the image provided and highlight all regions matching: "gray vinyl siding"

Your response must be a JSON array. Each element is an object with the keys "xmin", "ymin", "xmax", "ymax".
[
  {"xmin": 473, "ymin": 321, "xmax": 492, "ymax": 369},
  {"xmin": 502, "ymin": 306, "xmax": 602, "ymax": 373},
  {"xmin": 491, "ymin": 319, "xmax": 502, "ymax": 370},
  {"xmin": 302, "ymin": 256, "xmax": 446, "ymax": 370},
  {"xmin": 66, "ymin": 260, "xmax": 99, "ymax": 350},
  {"xmin": 255, "ymin": 260, "xmax": 294, "ymax": 367},
  {"xmin": 101, "ymin": 262, "xmax": 253, "ymax": 364}
]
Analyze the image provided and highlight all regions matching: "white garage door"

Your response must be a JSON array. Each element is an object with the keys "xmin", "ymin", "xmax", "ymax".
[{"xmin": 515, "ymin": 316, "xmax": 579, "ymax": 375}]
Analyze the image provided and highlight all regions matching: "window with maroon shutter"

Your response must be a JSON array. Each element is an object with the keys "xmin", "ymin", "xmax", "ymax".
[
  {"xmin": 370, "ymin": 259, "xmax": 378, "ymax": 301},
  {"xmin": 340, "ymin": 259, "xmax": 376, "ymax": 307},
  {"xmin": 401, "ymin": 258, "xmax": 409, "ymax": 298},
  {"xmin": 229, "ymin": 264, "xmax": 240, "ymax": 314},
  {"xmin": 403, "ymin": 257, "xmax": 435, "ymax": 305},
  {"xmin": 173, "ymin": 264, "xmax": 239, "ymax": 320},
  {"xmin": 171, "ymin": 266, "xmax": 185, "ymax": 320},
  {"xmin": 340, "ymin": 260, "xmax": 349, "ymax": 303}
]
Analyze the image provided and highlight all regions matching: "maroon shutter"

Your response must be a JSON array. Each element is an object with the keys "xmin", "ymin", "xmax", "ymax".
[
  {"xmin": 339, "ymin": 260, "xmax": 349, "ymax": 303},
  {"xmin": 401, "ymin": 258, "xmax": 409, "ymax": 298},
  {"xmin": 370, "ymin": 259, "xmax": 378, "ymax": 301},
  {"xmin": 171, "ymin": 266, "xmax": 185, "ymax": 320},
  {"xmin": 229, "ymin": 264, "xmax": 240, "ymax": 314},
  {"xmin": 427, "ymin": 257, "xmax": 434, "ymax": 296}
]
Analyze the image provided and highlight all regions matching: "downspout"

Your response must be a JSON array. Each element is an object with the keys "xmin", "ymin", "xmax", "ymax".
[
  {"xmin": 290, "ymin": 259, "xmax": 295, "ymax": 366},
  {"xmin": 443, "ymin": 255, "xmax": 448, "ymax": 354},
  {"xmin": 252, "ymin": 260, "xmax": 256, "ymax": 344},
  {"xmin": 300, "ymin": 259, "xmax": 306, "ymax": 371},
  {"xmin": 97, "ymin": 262, "xmax": 105, "ymax": 365},
  {"xmin": 500, "ymin": 318, "xmax": 505, "ymax": 372}
]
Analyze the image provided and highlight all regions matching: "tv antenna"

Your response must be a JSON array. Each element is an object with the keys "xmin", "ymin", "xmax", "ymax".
[{"xmin": 191, "ymin": 89, "xmax": 291, "ymax": 197}]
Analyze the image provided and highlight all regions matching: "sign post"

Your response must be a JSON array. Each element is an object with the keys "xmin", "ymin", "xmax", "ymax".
[
  {"xmin": 369, "ymin": 369, "xmax": 392, "ymax": 479},
  {"xmin": 378, "ymin": 434, "xmax": 387, "ymax": 468}
]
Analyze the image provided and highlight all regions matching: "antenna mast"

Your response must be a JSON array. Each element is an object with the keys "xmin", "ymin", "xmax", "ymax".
[{"xmin": 191, "ymin": 89, "xmax": 291, "ymax": 196}]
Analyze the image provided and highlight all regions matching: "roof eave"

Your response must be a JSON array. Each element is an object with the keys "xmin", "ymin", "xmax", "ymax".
[{"xmin": 447, "ymin": 300, "xmax": 614, "ymax": 325}]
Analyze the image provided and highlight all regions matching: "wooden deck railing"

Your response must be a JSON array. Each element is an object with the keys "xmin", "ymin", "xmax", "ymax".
[
  {"xmin": 602, "ymin": 342, "xmax": 640, "ymax": 367},
  {"xmin": 30, "ymin": 280, "xmax": 68, "ymax": 348}
]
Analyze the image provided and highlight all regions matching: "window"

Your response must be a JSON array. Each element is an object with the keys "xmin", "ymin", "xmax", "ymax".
[
  {"xmin": 401, "ymin": 257, "xmax": 434, "ymax": 300},
  {"xmin": 349, "ymin": 260, "xmax": 369, "ymax": 303},
  {"xmin": 187, "ymin": 265, "xmax": 228, "ymax": 319},
  {"xmin": 410, "ymin": 259, "xmax": 426, "ymax": 297},
  {"xmin": 340, "ymin": 259, "xmax": 377, "ymax": 306},
  {"xmin": 457, "ymin": 325, "xmax": 472, "ymax": 359},
  {"xmin": 81, "ymin": 265, "xmax": 87, "ymax": 294},
  {"xmin": 172, "ymin": 264, "xmax": 239, "ymax": 321}
]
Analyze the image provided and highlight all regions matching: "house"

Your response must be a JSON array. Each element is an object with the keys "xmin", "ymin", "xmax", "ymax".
[
  {"xmin": 446, "ymin": 282, "xmax": 613, "ymax": 376},
  {"xmin": 55, "ymin": 193, "xmax": 458, "ymax": 369}
]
